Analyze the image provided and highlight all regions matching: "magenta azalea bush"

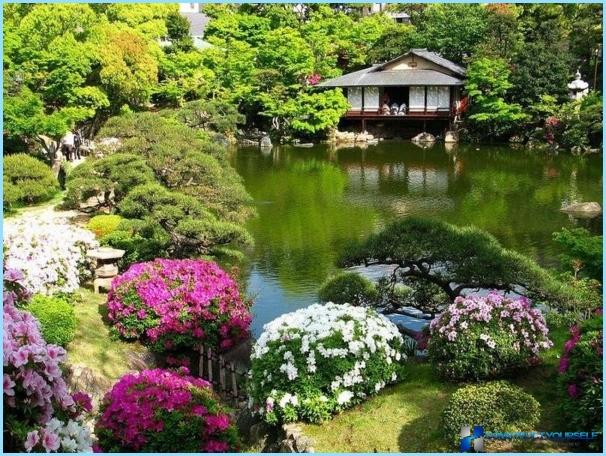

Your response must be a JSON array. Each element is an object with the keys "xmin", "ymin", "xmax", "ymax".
[
  {"xmin": 558, "ymin": 312, "xmax": 602, "ymax": 444},
  {"xmin": 428, "ymin": 293, "xmax": 553, "ymax": 380},
  {"xmin": 3, "ymin": 270, "xmax": 93, "ymax": 452},
  {"xmin": 107, "ymin": 259, "xmax": 251, "ymax": 353},
  {"xmin": 95, "ymin": 368, "xmax": 238, "ymax": 452}
]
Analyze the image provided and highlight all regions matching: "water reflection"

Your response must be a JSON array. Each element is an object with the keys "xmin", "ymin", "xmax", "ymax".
[{"xmin": 231, "ymin": 142, "xmax": 602, "ymax": 336}]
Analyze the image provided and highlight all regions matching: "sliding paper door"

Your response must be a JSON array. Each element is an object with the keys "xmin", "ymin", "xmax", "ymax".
[
  {"xmin": 347, "ymin": 87, "xmax": 362, "ymax": 110},
  {"xmin": 409, "ymin": 86, "xmax": 425, "ymax": 111}
]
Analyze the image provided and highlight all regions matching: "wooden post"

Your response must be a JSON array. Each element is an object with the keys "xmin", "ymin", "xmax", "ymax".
[
  {"xmin": 199, "ymin": 346, "xmax": 205, "ymax": 377},
  {"xmin": 424, "ymin": 86, "xmax": 427, "ymax": 113},
  {"xmin": 230, "ymin": 363, "xmax": 238, "ymax": 400},
  {"xmin": 362, "ymin": 118, "xmax": 366, "ymax": 132},
  {"xmin": 219, "ymin": 354, "xmax": 226, "ymax": 393},
  {"xmin": 207, "ymin": 347, "xmax": 213, "ymax": 383}
]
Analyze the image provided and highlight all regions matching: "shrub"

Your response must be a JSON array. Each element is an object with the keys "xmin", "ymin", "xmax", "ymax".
[
  {"xmin": 558, "ymin": 312, "xmax": 603, "ymax": 444},
  {"xmin": 428, "ymin": 293, "xmax": 552, "ymax": 381},
  {"xmin": 100, "ymin": 223, "xmax": 169, "ymax": 269},
  {"xmin": 3, "ymin": 218, "xmax": 98, "ymax": 295},
  {"xmin": 95, "ymin": 368, "xmax": 238, "ymax": 452},
  {"xmin": 27, "ymin": 295, "xmax": 77, "ymax": 347},
  {"xmin": 248, "ymin": 303, "xmax": 405, "ymax": 424},
  {"xmin": 318, "ymin": 272, "xmax": 378, "ymax": 306},
  {"xmin": 3, "ymin": 270, "xmax": 93, "ymax": 453},
  {"xmin": 553, "ymin": 228, "xmax": 602, "ymax": 282},
  {"xmin": 86, "ymin": 214, "xmax": 123, "ymax": 238},
  {"xmin": 3, "ymin": 153, "xmax": 59, "ymax": 210},
  {"xmin": 107, "ymin": 259, "xmax": 251, "ymax": 352},
  {"xmin": 442, "ymin": 381, "xmax": 541, "ymax": 446}
]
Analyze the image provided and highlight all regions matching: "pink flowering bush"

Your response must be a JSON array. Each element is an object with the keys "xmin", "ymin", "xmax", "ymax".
[
  {"xmin": 3, "ymin": 270, "xmax": 93, "ymax": 452},
  {"xmin": 95, "ymin": 368, "xmax": 238, "ymax": 452},
  {"xmin": 107, "ymin": 259, "xmax": 251, "ymax": 353},
  {"xmin": 428, "ymin": 293, "xmax": 553, "ymax": 380},
  {"xmin": 558, "ymin": 312, "xmax": 602, "ymax": 446}
]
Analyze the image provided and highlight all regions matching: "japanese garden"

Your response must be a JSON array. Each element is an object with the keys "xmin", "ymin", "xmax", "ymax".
[{"xmin": 2, "ymin": 2, "xmax": 604, "ymax": 453}]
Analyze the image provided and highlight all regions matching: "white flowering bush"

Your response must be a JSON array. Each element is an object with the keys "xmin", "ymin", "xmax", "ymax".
[
  {"xmin": 4, "ymin": 218, "xmax": 98, "ymax": 295},
  {"xmin": 248, "ymin": 303, "xmax": 405, "ymax": 424}
]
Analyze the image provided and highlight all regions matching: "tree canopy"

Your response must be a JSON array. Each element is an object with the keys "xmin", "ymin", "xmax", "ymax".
[{"xmin": 338, "ymin": 218, "xmax": 588, "ymax": 311}]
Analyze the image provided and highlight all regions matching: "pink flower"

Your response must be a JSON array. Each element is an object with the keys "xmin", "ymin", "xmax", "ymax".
[
  {"xmin": 24, "ymin": 430, "xmax": 40, "ymax": 452},
  {"xmin": 72, "ymin": 392, "xmax": 93, "ymax": 413},
  {"xmin": 567, "ymin": 384, "xmax": 580, "ymax": 398},
  {"xmin": 4, "ymin": 374, "xmax": 16, "ymax": 396},
  {"xmin": 204, "ymin": 439, "xmax": 230, "ymax": 452},
  {"xmin": 41, "ymin": 429, "xmax": 60, "ymax": 452}
]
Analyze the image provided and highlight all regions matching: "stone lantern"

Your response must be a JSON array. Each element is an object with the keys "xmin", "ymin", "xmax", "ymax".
[
  {"xmin": 568, "ymin": 70, "xmax": 589, "ymax": 101},
  {"xmin": 87, "ymin": 247, "xmax": 125, "ymax": 293}
]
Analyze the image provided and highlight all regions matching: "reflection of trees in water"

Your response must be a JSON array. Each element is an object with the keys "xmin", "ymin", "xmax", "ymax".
[{"xmin": 241, "ymin": 158, "xmax": 378, "ymax": 294}]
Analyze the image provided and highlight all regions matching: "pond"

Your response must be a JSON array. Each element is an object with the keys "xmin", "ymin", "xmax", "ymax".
[{"xmin": 230, "ymin": 142, "xmax": 602, "ymax": 336}]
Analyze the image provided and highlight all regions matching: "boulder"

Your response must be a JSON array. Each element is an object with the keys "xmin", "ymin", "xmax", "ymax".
[
  {"xmin": 444, "ymin": 130, "xmax": 459, "ymax": 143},
  {"xmin": 411, "ymin": 132, "xmax": 436, "ymax": 143},
  {"xmin": 260, "ymin": 135, "xmax": 272, "ymax": 148},
  {"xmin": 560, "ymin": 202, "xmax": 602, "ymax": 217}
]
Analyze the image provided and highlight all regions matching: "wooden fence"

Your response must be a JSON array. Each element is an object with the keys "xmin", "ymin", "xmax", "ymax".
[{"xmin": 198, "ymin": 345, "xmax": 249, "ymax": 405}]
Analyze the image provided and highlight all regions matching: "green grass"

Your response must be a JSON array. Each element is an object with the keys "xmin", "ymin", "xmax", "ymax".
[
  {"xmin": 67, "ymin": 288, "xmax": 149, "ymax": 383},
  {"xmin": 300, "ymin": 324, "xmax": 573, "ymax": 453}
]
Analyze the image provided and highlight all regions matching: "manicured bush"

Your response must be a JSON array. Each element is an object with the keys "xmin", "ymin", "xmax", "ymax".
[
  {"xmin": 442, "ymin": 381, "xmax": 541, "ymax": 446},
  {"xmin": 428, "ymin": 293, "xmax": 552, "ymax": 381},
  {"xmin": 558, "ymin": 312, "xmax": 603, "ymax": 444},
  {"xmin": 3, "ymin": 218, "xmax": 98, "ymax": 295},
  {"xmin": 86, "ymin": 214, "xmax": 123, "ymax": 238},
  {"xmin": 107, "ymin": 259, "xmax": 251, "ymax": 352},
  {"xmin": 248, "ymin": 302, "xmax": 405, "ymax": 424},
  {"xmin": 3, "ymin": 153, "xmax": 59, "ymax": 209},
  {"xmin": 318, "ymin": 272, "xmax": 378, "ymax": 306},
  {"xmin": 3, "ymin": 270, "xmax": 93, "ymax": 453},
  {"xmin": 95, "ymin": 368, "xmax": 239, "ymax": 452},
  {"xmin": 27, "ymin": 295, "xmax": 77, "ymax": 347}
]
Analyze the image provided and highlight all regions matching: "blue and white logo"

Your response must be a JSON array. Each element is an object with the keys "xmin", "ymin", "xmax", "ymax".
[{"xmin": 460, "ymin": 425, "xmax": 484, "ymax": 452}]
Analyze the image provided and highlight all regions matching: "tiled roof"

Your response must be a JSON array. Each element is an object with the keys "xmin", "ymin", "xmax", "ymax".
[{"xmin": 317, "ymin": 68, "xmax": 463, "ymax": 87}]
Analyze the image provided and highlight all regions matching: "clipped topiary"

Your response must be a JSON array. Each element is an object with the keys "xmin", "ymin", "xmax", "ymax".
[
  {"xmin": 442, "ymin": 381, "xmax": 541, "ymax": 446},
  {"xmin": 318, "ymin": 272, "xmax": 378, "ymax": 306},
  {"xmin": 86, "ymin": 214, "xmax": 123, "ymax": 238},
  {"xmin": 27, "ymin": 295, "xmax": 77, "ymax": 347},
  {"xmin": 248, "ymin": 302, "xmax": 405, "ymax": 424},
  {"xmin": 3, "ymin": 153, "xmax": 59, "ymax": 209},
  {"xmin": 428, "ymin": 293, "xmax": 552, "ymax": 381},
  {"xmin": 107, "ymin": 259, "xmax": 251, "ymax": 353},
  {"xmin": 95, "ymin": 368, "xmax": 239, "ymax": 452}
]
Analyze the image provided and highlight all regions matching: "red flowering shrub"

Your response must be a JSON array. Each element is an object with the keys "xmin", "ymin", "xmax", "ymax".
[
  {"xmin": 558, "ymin": 312, "xmax": 602, "ymax": 446},
  {"xmin": 95, "ymin": 368, "xmax": 238, "ymax": 452},
  {"xmin": 107, "ymin": 259, "xmax": 251, "ymax": 352}
]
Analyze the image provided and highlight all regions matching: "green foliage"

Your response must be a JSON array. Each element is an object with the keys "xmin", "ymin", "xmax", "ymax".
[
  {"xmin": 550, "ymin": 93, "xmax": 603, "ymax": 149},
  {"xmin": 27, "ymin": 294, "xmax": 77, "ymax": 347},
  {"xmin": 101, "ymin": 221, "xmax": 168, "ymax": 270},
  {"xmin": 65, "ymin": 153, "xmax": 156, "ymax": 211},
  {"xmin": 465, "ymin": 57, "xmax": 529, "ymax": 139},
  {"xmin": 442, "ymin": 381, "xmax": 541, "ymax": 446},
  {"xmin": 558, "ymin": 314, "xmax": 603, "ymax": 448},
  {"xmin": 338, "ymin": 218, "xmax": 573, "ymax": 308},
  {"xmin": 117, "ymin": 183, "xmax": 252, "ymax": 259},
  {"xmin": 553, "ymin": 227, "xmax": 602, "ymax": 281},
  {"xmin": 87, "ymin": 214, "xmax": 123, "ymax": 239},
  {"xmin": 318, "ymin": 272, "xmax": 378, "ymax": 307},
  {"xmin": 175, "ymin": 98, "xmax": 245, "ymax": 135},
  {"xmin": 3, "ymin": 153, "xmax": 59, "ymax": 209}
]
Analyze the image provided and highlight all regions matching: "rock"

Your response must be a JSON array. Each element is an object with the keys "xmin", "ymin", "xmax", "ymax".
[
  {"xmin": 65, "ymin": 364, "xmax": 113, "ymax": 412},
  {"xmin": 411, "ymin": 132, "xmax": 436, "ymax": 143},
  {"xmin": 294, "ymin": 143, "xmax": 314, "ymax": 148},
  {"xmin": 560, "ymin": 202, "xmax": 602, "ymax": 217},
  {"xmin": 279, "ymin": 424, "xmax": 315, "ymax": 453},
  {"xmin": 509, "ymin": 135, "xmax": 524, "ymax": 143},
  {"xmin": 444, "ymin": 130, "xmax": 459, "ymax": 143},
  {"xmin": 239, "ymin": 138, "xmax": 258, "ymax": 146},
  {"xmin": 260, "ymin": 135, "xmax": 272, "ymax": 148},
  {"xmin": 95, "ymin": 137, "xmax": 122, "ymax": 155}
]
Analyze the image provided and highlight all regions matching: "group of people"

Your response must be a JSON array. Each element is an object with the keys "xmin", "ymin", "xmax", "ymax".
[
  {"xmin": 380, "ymin": 102, "xmax": 408, "ymax": 115},
  {"xmin": 380, "ymin": 94, "xmax": 407, "ymax": 115},
  {"xmin": 60, "ymin": 131, "xmax": 83, "ymax": 161}
]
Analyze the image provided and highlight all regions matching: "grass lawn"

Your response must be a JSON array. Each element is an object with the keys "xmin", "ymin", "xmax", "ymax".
[
  {"xmin": 67, "ymin": 288, "xmax": 150, "ymax": 384},
  {"xmin": 301, "ymin": 324, "xmax": 574, "ymax": 453}
]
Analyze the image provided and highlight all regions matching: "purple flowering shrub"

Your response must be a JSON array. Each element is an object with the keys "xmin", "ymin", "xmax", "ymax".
[
  {"xmin": 95, "ymin": 368, "xmax": 238, "ymax": 452},
  {"xmin": 558, "ymin": 312, "xmax": 602, "ymax": 444},
  {"xmin": 3, "ymin": 270, "xmax": 93, "ymax": 452},
  {"xmin": 428, "ymin": 293, "xmax": 553, "ymax": 381},
  {"xmin": 107, "ymin": 259, "xmax": 251, "ymax": 353}
]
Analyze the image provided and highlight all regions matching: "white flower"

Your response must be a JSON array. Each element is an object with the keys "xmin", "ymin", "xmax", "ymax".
[{"xmin": 336, "ymin": 390, "xmax": 354, "ymax": 405}]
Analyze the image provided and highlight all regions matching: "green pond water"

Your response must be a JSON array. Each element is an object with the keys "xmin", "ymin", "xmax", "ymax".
[{"xmin": 230, "ymin": 142, "xmax": 602, "ymax": 336}]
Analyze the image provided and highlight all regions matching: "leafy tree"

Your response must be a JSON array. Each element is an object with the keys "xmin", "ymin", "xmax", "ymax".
[
  {"xmin": 164, "ymin": 11, "xmax": 194, "ymax": 53},
  {"xmin": 367, "ymin": 24, "xmax": 423, "ymax": 63},
  {"xmin": 553, "ymin": 227, "xmax": 603, "ymax": 281},
  {"xmin": 175, "ymin": 98, "xmax": 245, "ymax": 135},
  {"xmin": 465, "ymin": 57, "xmax": 529, "ymax": 139},
  {"xmin": 338, "ymin": 218, "xmax": 583, "ymax": 310},
  {"xmin": 117, "ymin": 183, "xmax": 252, "ymax": 259}
]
